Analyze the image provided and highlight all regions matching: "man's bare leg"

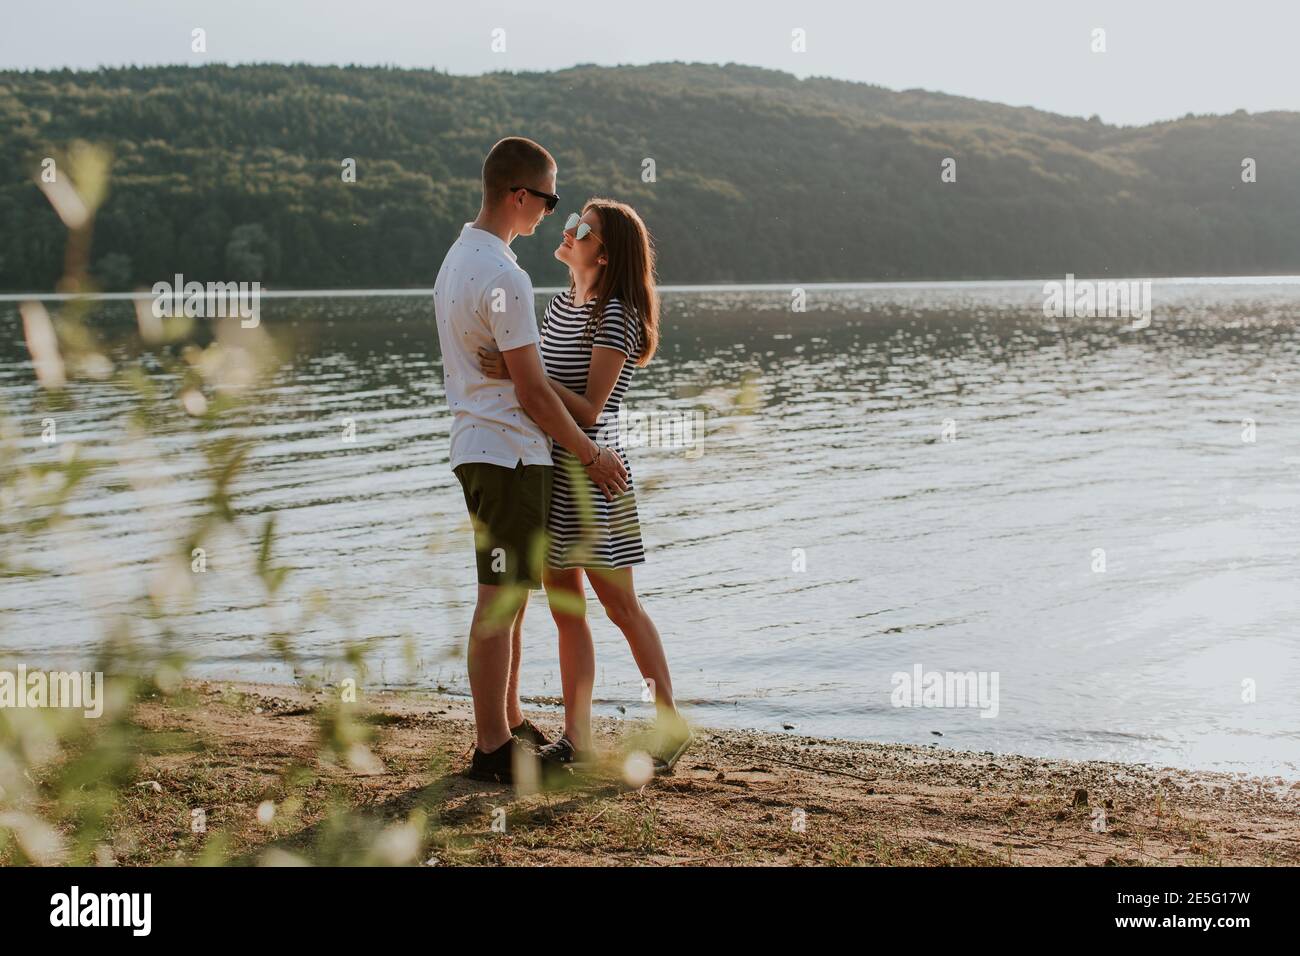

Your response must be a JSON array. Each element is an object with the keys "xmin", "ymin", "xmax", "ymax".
[
  {"xmin": 506, "ymin": 594, "xmax": 528, "ymax": 729},
  {"xmin": 468, "ymin": 583, "xmax": 527, "ymax": 752}
]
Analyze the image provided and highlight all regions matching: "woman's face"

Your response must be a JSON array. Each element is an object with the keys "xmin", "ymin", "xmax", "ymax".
[{"xmin": 555, "ymin": 209, "xmax": 606, "ymax": 271}]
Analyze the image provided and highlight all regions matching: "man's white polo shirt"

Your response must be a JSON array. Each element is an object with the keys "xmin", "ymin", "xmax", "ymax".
[{"xmin": 434, "ymin": 223, "xmax": 553, "ymax": 470}]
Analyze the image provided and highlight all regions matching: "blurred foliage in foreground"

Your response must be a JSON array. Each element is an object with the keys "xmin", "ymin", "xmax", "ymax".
[{"xmin": 0, "ymin": 143, "xmax": 441, "ymax": 866}]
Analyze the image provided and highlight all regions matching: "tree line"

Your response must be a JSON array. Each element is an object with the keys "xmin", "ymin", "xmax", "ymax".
[{"xmin": 1, "ymin": 62, "xmax": 1297, "ymax": 291}]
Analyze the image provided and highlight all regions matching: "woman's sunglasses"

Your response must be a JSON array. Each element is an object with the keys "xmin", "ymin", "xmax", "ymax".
[
  {"xmin": 565, "ymin": 212, "xmax": 603, "ymax": 244},
  {"xmin": 511, "ymin": 185, "xmax": 559, "ymax": 211}
]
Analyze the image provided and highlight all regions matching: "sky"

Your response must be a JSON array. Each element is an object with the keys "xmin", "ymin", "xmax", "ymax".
[{"xmin": 2, "ymin": 0, "xmax": 1297, "ymax": 127}]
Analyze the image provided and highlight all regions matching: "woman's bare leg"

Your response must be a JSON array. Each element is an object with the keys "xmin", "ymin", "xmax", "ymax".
[
  {"xmin": 543, "ymin": 566, "xmax": 596, "ymax": 751},
  {"xmin": 587, "ymin": 568, "xmax": 679, "ymax": 722}
]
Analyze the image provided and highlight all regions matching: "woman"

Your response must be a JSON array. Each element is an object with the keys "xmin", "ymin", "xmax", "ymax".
[{"xmin": 478, "ymin": 198, "xmax": 690, "ymax": 774}]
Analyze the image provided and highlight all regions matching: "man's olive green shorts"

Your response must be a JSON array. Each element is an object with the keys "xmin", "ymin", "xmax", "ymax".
[{"xmin": 453, "ymin": 461, "xmax": 553, "ymax": 589}]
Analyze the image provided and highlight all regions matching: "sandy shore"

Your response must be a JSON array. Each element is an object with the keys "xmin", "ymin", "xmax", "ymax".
[{"xmin": 83, "ymin": 679, "xmax": 1300, "ymax": 866}]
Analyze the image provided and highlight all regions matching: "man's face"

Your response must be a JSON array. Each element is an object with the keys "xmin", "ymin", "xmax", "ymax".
[{"xmin": 514, "ymin": 166, "xmax": 557, "ymax": 236}]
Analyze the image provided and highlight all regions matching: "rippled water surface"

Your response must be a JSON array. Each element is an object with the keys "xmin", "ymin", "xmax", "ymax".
[{"xmin": 4, "ymin": 280, "xmax": 1299, "ymax": 777}]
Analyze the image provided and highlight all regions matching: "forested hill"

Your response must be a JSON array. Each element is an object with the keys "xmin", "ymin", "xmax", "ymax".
[{"xmin": 2, "ymin": 62, "xmax": 1298, "ymax": 291}]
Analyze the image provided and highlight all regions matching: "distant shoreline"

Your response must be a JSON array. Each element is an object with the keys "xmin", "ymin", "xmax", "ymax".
[{"xmin": 5, "ymin": 274, "xmax": 1300, "ymax": 303}]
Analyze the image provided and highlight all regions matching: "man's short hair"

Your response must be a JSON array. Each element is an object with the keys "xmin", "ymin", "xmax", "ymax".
[{"xmin": 482, "ymin": 137, "xmax": 555, "ymax": 199}]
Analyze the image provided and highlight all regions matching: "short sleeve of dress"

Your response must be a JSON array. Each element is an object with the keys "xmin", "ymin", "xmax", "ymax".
[
  {"xmin": 592, "ymin": 298, "xmax": 639, "ymax": 358},
  {"xmin": 540, "ymin": 293, "xmax": 564, "ymax": 335}
]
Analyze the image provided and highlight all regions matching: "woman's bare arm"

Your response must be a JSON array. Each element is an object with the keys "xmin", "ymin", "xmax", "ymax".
[{"xmin": 546, "ymin": 346, "xmax": 626, "ymax": 427}]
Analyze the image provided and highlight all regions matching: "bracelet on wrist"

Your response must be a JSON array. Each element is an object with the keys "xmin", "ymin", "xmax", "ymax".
[{"xmin": 582, "ymin": 445, "xmax": 601, "ymax": 468}]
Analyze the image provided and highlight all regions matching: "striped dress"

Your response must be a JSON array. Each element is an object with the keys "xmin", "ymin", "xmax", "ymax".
[{"xmin": 540, "ymin": 291, "xmax": 646, "ymax": 569}]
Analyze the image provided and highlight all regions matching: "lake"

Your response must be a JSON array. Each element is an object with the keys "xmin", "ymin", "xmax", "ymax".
[{"xmin": 3, "ymin": 279, "xmax": 1299, "ymax": 778}]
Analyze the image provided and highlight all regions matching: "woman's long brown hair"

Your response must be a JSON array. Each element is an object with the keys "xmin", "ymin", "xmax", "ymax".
[{"xmin": 576, "ymin": 198, "xmax": 659, "ymax": 367}]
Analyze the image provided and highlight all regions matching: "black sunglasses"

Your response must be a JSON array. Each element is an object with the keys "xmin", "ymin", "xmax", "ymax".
[{"xmin": 510, "ymin": 185, "xmax": 559, "ymax": 211}]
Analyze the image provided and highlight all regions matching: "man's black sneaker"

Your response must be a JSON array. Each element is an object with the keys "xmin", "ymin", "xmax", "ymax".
[
  {"xmin": 511, "ymin": 718, "xmax": 552, "ymax": 749},
  {"xmin": 465, "ymin": 737, "xmax": 537, "ymax": 784}
]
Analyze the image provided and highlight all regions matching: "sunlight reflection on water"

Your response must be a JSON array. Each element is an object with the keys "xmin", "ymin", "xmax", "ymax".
[{"xmin": 3, "ymin": 279, "xmax": 1299, "ymax": 777}]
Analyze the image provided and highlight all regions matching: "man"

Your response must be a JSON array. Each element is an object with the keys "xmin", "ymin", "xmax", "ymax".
[{"xmin": 433, "ymin": 136, "xmax": 628, "ymax": 783}]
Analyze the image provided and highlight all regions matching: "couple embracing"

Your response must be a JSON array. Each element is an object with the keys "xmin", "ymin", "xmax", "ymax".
[{"xmin": 433, "ymin": 137, "xmax": 690, "ymax": 784}]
